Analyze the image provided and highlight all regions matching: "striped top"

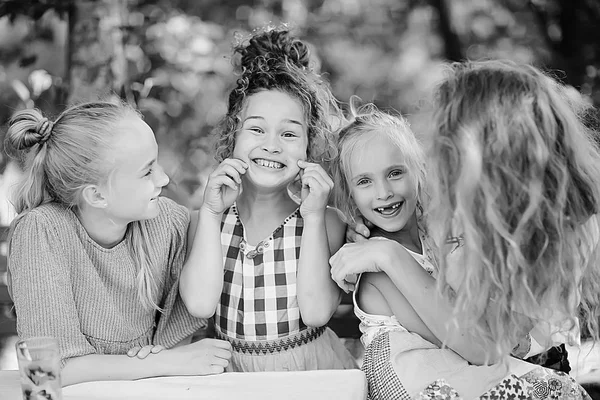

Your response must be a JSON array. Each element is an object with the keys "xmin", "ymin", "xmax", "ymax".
[
  {"xmin": 216, "ymin": 203, "xmax": 311, "ymax": 341},
  {"xmin": 8, "ymin": 197, "xmax": 206, "ymax": 367}
]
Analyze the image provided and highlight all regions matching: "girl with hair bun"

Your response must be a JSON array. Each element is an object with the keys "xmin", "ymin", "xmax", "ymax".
[
  {"xmin": 6, "ymin": 101, "xmax": 232, "ymax": 386},
  {"xmin": 180, "ymin": 27, "xmax": 356, "ymax": 372}
]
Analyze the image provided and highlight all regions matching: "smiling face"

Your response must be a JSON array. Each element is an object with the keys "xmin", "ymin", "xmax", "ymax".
[
  {"xmin": 233, "ymin": 90, "xmax": 309, "ymax": 191},
  {"xmin": 348, "ymin": 132, "xmax": 419, "ymax": 233},
  {"xmin": 102, "ymin": 115, "xmax": 170, "ymax": 224}
]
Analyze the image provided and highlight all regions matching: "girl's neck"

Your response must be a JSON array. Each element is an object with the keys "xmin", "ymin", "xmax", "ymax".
[
  {"xmin": 236, "ymin": 185, "xmax": 298, "ymax": 245},
  {"xmin": 371, "ymin": 212, "xmax": 422, "ymax": 254},
  {"xmin": 75, "ymin": 206, "xmax": 128, "ymax": 249}
]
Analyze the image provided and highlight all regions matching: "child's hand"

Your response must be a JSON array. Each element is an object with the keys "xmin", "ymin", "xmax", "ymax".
[
  {"xmin": 346, "ymin": 216, "xmax": 372, "ymax": 243},
  {"xmin": 168, "ymin": 338, "xmax": 233, "ymax": 375},
  {"xmin": 202, "ymin": 158, "xmax": 247, "ymax": 215},
  {"xmin": 297, "ymin": 160, "xmax": 333, "ymax": 220},
  {"xmin": 126, "ymin": 344, "xmax": 165, "ymax": 359}
]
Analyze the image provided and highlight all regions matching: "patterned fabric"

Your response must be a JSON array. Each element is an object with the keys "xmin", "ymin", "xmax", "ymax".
[
  {"xmin": 353, "ymin": 273, "xmax": 409, "ymax": 349},
  {"xmin": 364, "ymin": 331, "xmax": 592, "ymax": 400},
  {"xmin": 216, "ymin": 325, "xmax": 326, "ymax": 355},
  {"xmin": 477, "ymin": 368, "xmax": 592, "ymax": 400},
  {"xmin": 362, "ymin": 331, "xmax": 411, "ymax": 400},
  {"xmin": 216, "ymin": 203, "xmax": 307, "ymax": 341},
  {"xmin": 415, "ymin": 380, "xmax": 461, "ymax": 400}
]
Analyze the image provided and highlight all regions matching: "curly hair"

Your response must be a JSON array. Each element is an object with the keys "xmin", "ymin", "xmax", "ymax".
[
  {"xmin": 428, "ymin": 59, "xmax": 600, "ymax": 359},
  {"xmin": 214, "ymin": 28, "xmax": 340, "ymax": 163},
  {"xmin": 330, "ymin": 98, "xmax": 427, "ymax": 226}
]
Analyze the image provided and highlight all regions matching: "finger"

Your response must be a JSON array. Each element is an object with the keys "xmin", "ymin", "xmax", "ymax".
[
  {"xmin": 211, "ymin": 357, "xmax": 230, "ymax": 368},
  {"xmin": 357, "ymin": 216, "xmax": 372, "ymax": 236},
  {"xmin": 212, "ymin": 348, "xmax": 233, "ymax": 360},
  {"xmin": 301, "ymin": 164, "xmax": 333, "ymax": 188},
  {"xmin": 151, "ymin": 345, "xmax": 165, "ymax": 354},
  {"xmin": 204, "ymin": 338, "xmax": 233, "ymax": 350},
  {"xmin": 221, "ymin": 158, "xmax": 248, "ymax": 172},
  {"xmin": 210, "ymin": 175, "xmax": 239, "ymax": 192},
  {"xmin": 206, "ymin": 365, "xmax": 225, "ymax": 375},
  {"xmin": 127, "ymin": 346, "xmax": 140, "ymax": 357},
  {"xmin": 215, "ymin": 164, "xmax": 245, "ymax": 184},
  {"xmin": 301, "ymin": 169, "xmax": 332, "ymax": 191},
  {"xmin": 136, "ymin": 345, "xmax": 153, "ymax": 359}
]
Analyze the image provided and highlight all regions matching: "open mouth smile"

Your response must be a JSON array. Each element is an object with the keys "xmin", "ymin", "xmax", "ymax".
[
  {"xmin": 253, "ymin": 158, "xmax": 285, "ymax": 169},
  {"xmin": 374, "ymin": 201, "xmax": 404, "ymax": 217}
]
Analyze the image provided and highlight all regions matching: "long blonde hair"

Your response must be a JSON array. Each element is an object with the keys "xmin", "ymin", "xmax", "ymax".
[
  {"xmin": 331, "ymin": 99, "xmax": 428, "ymax": 225},
  {"xmin": 428, "ymin": 60, "xmax": 600, "ymax": 358},
  {"xmin": 6, "ymin": 101, "xmax": 164, "ymax": 311}
]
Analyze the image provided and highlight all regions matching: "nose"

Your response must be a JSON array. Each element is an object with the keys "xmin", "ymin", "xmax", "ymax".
[
  {"xmin": 261, "ymin": 132, "xmax": 282, "ymax": 154},
  {"xmin": 154, "ymin": 163, "xmax": 170, "ymax": 188},
  {"xmin": 375, "ymin": 180, "xmax": 393, "ymax": 201}
]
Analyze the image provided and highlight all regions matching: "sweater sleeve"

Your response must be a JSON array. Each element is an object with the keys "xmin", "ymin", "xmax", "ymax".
[
  {"xmin": 153, "ymin": 198, "xmax": 207, "ymax": 347},
  {"xmin": 8, "ymin": 211, "xmax": 95, "ymax": 367}
]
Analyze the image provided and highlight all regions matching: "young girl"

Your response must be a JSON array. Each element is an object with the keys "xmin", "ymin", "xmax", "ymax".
[
  {"xmin": 179, "ymin": 28, "xmax": 356, "ymax": 372},
  {"xmin": 6, "ymin": 101, "xmax": 232, "ymax": 386},
  {"xmin": 330, "ymin": 61, "xmax": 598, "ymax": 399},
  {"xmin": 330, "ymin": 101, "xmax": 444, "ymax": 348}
]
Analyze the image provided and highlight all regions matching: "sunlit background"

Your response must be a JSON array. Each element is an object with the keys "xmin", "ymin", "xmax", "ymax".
[{"xmin": 0, "ymin": 0, "xmax": 599, "ymax": 391}]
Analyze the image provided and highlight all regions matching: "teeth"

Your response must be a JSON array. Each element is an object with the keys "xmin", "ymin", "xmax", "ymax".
[
  {"xmin": 255, "ymin": 159, "xmax": 283, "ymax": 169},
  {"xmin": 376, "ymin": 203, "xmax": 402, "ymax": 213}
]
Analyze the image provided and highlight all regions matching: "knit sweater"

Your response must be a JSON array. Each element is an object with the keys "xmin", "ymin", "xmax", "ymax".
[{"xmin": 8, "ymin": 197, "xmax": 206, "ymax": 366}]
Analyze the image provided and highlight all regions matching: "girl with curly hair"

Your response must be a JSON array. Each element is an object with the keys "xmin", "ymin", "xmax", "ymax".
[
  {"xmin": 179, "ymin": 27, "xmax": 356, "ymax": 372},
  {"xmin": 331, "ymin": 60, "xmax": 599, "ymax": 399}
]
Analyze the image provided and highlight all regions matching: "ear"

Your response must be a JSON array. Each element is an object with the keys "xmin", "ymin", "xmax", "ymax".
[{"xmin": 81, "ymin": 185, "xmax": 108, "ymax": 209}]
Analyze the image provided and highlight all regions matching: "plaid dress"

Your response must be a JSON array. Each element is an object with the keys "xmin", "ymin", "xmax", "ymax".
[{"xmin": 215, "ymin": 203, "xmax": 356, "ymax": 372}]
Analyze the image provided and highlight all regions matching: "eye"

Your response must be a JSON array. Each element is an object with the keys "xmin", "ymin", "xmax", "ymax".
[
  {"xmin": 389, "ymin": 169, "xmax": 405, "ymax": 178},
  {"xmin": 144, "ymin": 167, "xmax": 153, "ymax": 177},
  {"xmin": 356, "ymin": 178, "xmax": 371, "ymax": 186},
  {"xmin": 247, "ymin": 126, "xmax": 264, "ymax": 134},
  {"xmin": 282, "ymin": 131, "xmax": 298, "ymax": 138}
]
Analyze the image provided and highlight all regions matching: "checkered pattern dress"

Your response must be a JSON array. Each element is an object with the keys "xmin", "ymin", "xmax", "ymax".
[
  {"xmin": 214, "ymin": 204, "xmax": 357, "ymax": 372},
  {"xmin": 216, "ymin": 203, "xmax": 307, "ymax": 341}
]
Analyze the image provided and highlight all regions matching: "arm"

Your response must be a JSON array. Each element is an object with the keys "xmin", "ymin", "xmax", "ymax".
[
  {"xmin": 296, "ymin": 161, "xmax": 344, "ymax": 326},
  {"xmin": 62, "ymin": 338, "xmax": 231, "ymax": 386},
  {"xmin": 179, "ymin": 159, "xmax": 247, "ymax": 318},
  {"xmin": 330, "ymin": 240, "xmax": 502, "ymax": 365},
  {"xmin": 359, "ymin": 271, "xmax": 442, "ymax": 347},
  {"xmin": 179, "ymin": 208, "xmax": 225, "ymax": 318},
  {"xmin": 298, "ymin": 207, "xmax": 345, "ymax": 326}
]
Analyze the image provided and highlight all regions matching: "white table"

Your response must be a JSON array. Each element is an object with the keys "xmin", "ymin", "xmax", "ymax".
[{"xmin": 0, "ymin": 369, "xmax": 368, "ymax": 400}]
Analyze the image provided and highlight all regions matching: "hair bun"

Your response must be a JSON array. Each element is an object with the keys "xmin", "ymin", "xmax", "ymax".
[
  {"xmin": 6, "ymin": 109, "xmax": 55, "ymax": 152},
  {"xmin": 236, "ymin": 29, "xmax": 311, "ymax": 74}
]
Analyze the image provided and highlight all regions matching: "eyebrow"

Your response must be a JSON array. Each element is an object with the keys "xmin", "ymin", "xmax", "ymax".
[
  {"xmin": 244, "ymin": 116, "xmax": 304, "ymax": 127},
  {"xmin": 350, "ymin": 165, "xmax": 407, "ymax": 182},
  {"xmin": 140, "ymin": 159, "xmax": 155, "ymax": 172}
]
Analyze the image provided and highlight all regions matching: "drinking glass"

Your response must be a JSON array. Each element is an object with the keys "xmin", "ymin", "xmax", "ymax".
[{"xmin": 15, "ymin": 337, "xmax": 62, "ymax": 400}]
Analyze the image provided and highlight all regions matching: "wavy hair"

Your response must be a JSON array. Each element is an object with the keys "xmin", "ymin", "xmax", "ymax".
[
  {"xmin": 331, "ymin": 98, "xmax": 428, "ymax": 226},
  {"xmin": 214, "ymin": 28, "xmax": 340, "ymax": 163},
  {"xmin": 6, "ymin": 101, "xmax": 164, "ymax": 311},
  {"xmin": 428, "ymin": 59, "xmax": 600, "ymax": 359}
]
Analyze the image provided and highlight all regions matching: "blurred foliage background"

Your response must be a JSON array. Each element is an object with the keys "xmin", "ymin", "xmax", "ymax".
[{"xmin": 0, "ymin": 0, "xmax": 599, "ymax": 212}]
